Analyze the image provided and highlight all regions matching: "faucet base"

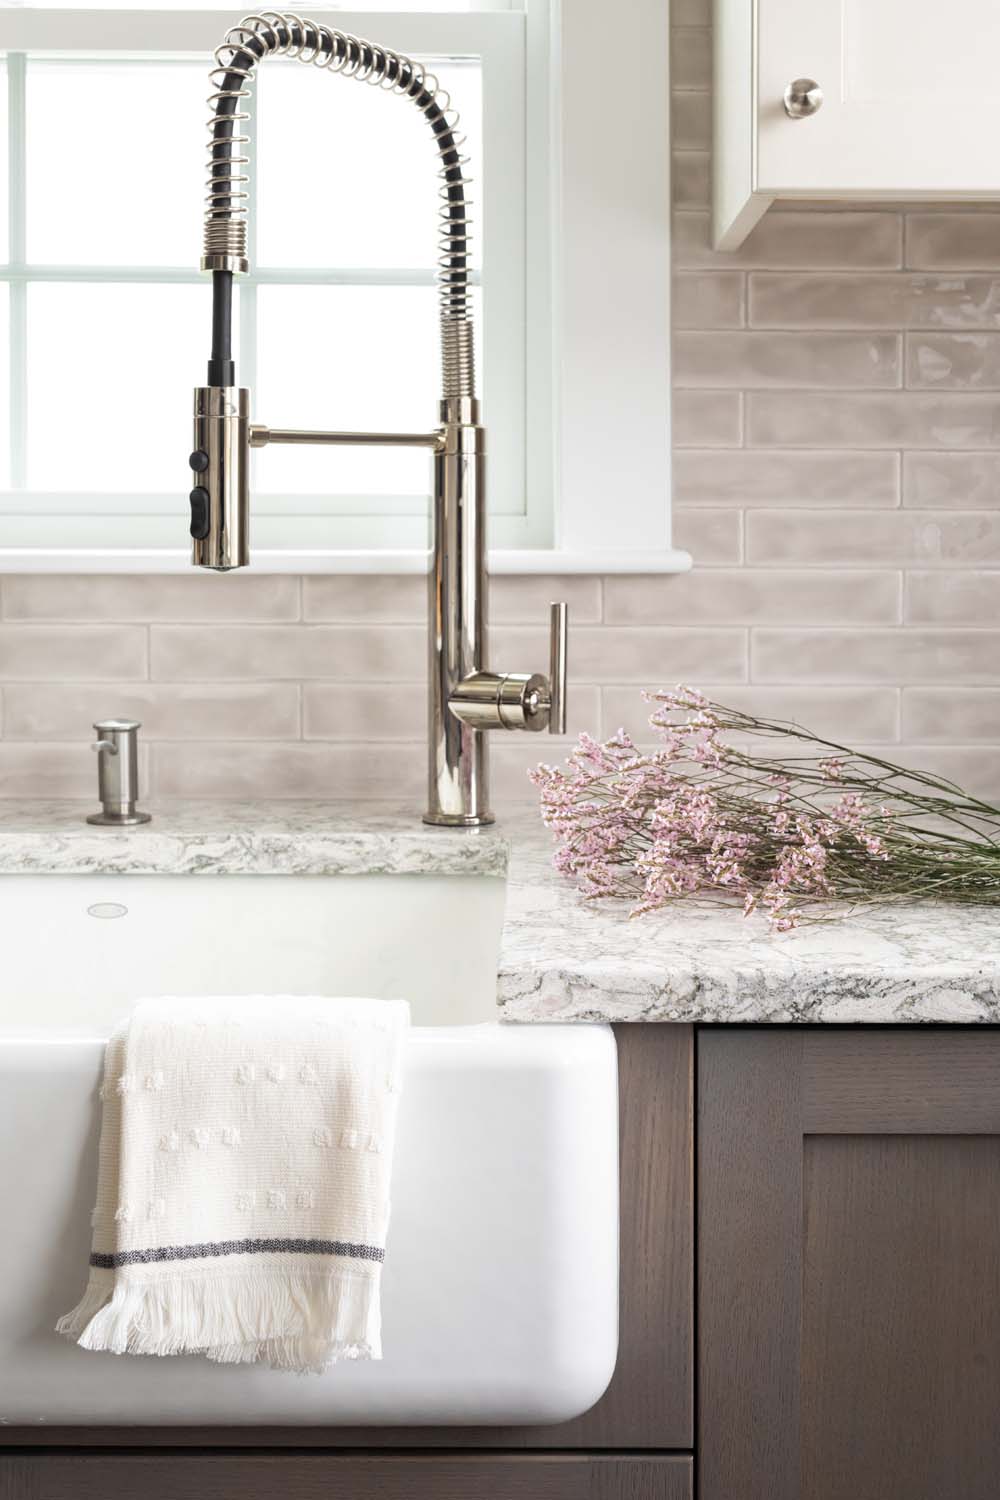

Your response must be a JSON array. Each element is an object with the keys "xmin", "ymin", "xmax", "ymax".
[
  {"xmin": 86, "ymin": 810, "xmax": 152, "ymax": 828},
  {"xmin": 422, "ymin": 810, "xmax": 496, "ymax": 829}
]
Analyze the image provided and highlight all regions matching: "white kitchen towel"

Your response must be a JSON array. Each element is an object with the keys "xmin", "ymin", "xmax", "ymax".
[{"xmin": 57, "ymin": 993, "xmax": 409, "ymax": 1373}]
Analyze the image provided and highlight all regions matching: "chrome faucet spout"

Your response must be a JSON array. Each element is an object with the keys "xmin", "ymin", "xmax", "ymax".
[{"xmin": 188, "ymin": 12, "xmax": 568, "ymax": 825}]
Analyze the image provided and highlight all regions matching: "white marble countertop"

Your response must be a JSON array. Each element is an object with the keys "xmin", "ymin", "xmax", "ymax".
[{"xmin": 1, "ymin": 800, "xmax": 999, "ymax": 1024}]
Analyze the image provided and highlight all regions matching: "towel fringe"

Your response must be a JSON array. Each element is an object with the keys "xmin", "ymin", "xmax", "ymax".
[{"xmin": 56, "ymin": 1264, "xmax": 379, "ymax": 1375}]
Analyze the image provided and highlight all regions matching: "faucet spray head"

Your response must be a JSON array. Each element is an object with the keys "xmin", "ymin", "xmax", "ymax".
[{"xmin": 189, "ymin": 385, "xmax": 250, "ymax": 571}]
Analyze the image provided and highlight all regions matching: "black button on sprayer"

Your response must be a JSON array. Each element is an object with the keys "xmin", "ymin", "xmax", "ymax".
[
  {"xmin": 189, "ymin": 449, "xmax": 210, "ymax": 473},
  {"xmin": 189, "ymin": 487, "xmax": 211, "ymax": 540}
]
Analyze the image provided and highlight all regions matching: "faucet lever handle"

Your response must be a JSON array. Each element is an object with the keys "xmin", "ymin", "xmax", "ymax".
[{"xmin": 548, "ymin": 601, "xmax": 568, "ymax": 736}]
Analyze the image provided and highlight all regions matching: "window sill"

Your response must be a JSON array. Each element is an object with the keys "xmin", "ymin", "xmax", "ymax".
[{"xmin": 0, "ymin": 547, "xmax": 693, "ymax": 576}]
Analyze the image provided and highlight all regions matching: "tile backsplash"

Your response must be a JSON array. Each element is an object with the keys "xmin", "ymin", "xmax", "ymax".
[{"xmin": 3, "ymin": 6, "xmax": 1000, "ymax": 803}]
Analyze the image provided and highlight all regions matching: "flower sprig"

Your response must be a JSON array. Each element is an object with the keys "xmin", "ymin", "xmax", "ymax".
[{"xmin": 530, "ymin": 687, "xmax": 1000, "ymax": 931}]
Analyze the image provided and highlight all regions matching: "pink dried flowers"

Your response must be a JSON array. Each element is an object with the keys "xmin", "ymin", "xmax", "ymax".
[{"xmin": 530, "ymin": 687, "xmax": 1000, "ymax": 931}]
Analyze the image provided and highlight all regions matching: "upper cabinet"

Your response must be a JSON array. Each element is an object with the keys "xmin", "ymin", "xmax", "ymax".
[{"xmin": 713, "ymin": 0, "xmax": 1000, "ymax": 249}]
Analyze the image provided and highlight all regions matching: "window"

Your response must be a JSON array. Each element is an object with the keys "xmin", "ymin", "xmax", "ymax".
[{"xmin": 0, "ymin": 2, "xmax": 685, "ymax": 573}]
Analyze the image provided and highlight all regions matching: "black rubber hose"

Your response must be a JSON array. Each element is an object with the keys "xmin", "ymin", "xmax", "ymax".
[{"xmin": 207, "ymin": 270, "xmax": 234, "ymax": 387}]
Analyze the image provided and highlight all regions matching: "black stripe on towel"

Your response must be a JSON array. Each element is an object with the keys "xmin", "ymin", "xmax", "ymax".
[{"xmin": 90, "ymin": 1237, "xmax": 385, "ymax": 1270}]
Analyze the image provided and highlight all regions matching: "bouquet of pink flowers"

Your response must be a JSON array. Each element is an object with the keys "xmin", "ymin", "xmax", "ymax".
[{"xmin": 529, "ymin": 687, "xmax": 1000, "ymax": 931}]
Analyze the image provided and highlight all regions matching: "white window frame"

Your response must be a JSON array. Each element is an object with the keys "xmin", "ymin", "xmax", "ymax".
[{"xmin": 0, "ymin": 1, "xmax": 688, "ymax": 574}]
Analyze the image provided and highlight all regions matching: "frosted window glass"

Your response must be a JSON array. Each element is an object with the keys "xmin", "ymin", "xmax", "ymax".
[
  {"xmin": 0, "ymin": 60, "xmax": 7, "ymax": 261},
  {"xmin": 26, "ymin": 60, "xmax": 205, "ymax": 266},
  {"xmin": 256, "ymin": 284, "xmax": 440, "ymax": 495},
  {"xmin": 0, "ymin": 287, "xmax": 9, "ymax": 484},
  {"xmin": 258, "ymin": 61, "xmax": 481, "ymax": 269},
  {"xmin": 27, "ymin": 282, "xmax": 213, "ymax": 490}
]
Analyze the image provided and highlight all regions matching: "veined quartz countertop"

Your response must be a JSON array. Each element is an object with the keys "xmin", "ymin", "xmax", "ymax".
[{"xmin": 0, "ymin": 800, "xmax": 999, "ymax": 1025}]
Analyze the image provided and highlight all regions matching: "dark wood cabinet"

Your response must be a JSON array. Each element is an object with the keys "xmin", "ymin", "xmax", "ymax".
[{"xmin": 698, "ymin": 1028, "xmax": 1000, "ymax": 1500}]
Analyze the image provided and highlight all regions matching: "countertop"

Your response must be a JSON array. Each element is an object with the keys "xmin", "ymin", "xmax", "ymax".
[{"xmin": 1, "ymin": 800, "xmax": 999, "ymax": 1024}]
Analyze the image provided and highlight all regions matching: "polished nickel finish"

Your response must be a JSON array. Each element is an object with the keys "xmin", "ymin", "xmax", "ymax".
[
  {"xmin": 191, "ymin": 12, "xmax": 569, "ymax": 826},
  {"xmin": 87, "ymin": 720, "xmax": 151, "ymax": 827},
  {"xmin": 191, "ymin": 386, "xmax": 250, "ymax": 572},
  {"xmin": 783, "ymin": 78, "xmax": 823, "ymax": 118}
]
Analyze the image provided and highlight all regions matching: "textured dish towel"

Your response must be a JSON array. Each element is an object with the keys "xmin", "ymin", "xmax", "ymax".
[{"xmin": 57, "ymin": 993, "xmax": 409, "ymax": 1373}]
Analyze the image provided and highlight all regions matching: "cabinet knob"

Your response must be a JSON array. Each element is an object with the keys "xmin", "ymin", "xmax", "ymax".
[{"xmin": 783, "ymin": 78, "xmax": 823, "ymax": 118}]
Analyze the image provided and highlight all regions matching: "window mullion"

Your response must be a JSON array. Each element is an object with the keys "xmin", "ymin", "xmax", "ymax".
[{"xmin": 8, "ymin": 53, "xmax": 26, "ymax": 491}]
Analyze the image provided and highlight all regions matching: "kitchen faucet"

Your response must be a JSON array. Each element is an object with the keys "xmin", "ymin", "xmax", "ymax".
[{"xmin": 188, "ymin": 12, "xmax": 567, "ymax": 826}]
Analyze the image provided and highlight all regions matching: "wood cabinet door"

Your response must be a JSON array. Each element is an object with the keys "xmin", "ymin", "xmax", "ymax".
[
  {"xmin": 756, "ymin": 0, "xmax": 1000, "ymax": 195},
  {"xmin": 0, "ymin": 1454, "xmax": 693, "ymax": 1500},
  {"xmin": 699, "ymin": 1028, "xmax": 1000, "ymax": 1500}
]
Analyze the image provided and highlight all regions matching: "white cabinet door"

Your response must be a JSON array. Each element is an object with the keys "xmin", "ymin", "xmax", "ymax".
[{"xmin": 714, "ymin": 0, "xmax": 1000, "ymax": 247}]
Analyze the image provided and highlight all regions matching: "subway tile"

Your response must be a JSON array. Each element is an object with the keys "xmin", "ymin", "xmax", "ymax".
[
  {"xmin": 0, "ymin": 743, "xmax": 148, "ymax": 798},
  {"xmin": 671, "ymin": 91, "xmax": 711, "ymax": 150},
  {"xmin": 489, "ymin": 575, "xmax": 603, "ymax": 625},
  {"xmin": 671, "ymin": 27, "xmax": 711, "ymax": 89},
  {"xmin": 304, "ymin": 683, "xmax": 423, "ymax": 741},
  {"xmin": 673, "ymin": 273, "xmax": 746, "ymax": 330},
  {"xmin": 672, "ymin": 507, "xmax": 743, "ymax": 564},
  {"xmin": 674, "ymin": 211, "xmax": 902, "ymax": 271},
  {"xmin": 903, "ymin": 688, "xmax": 1000, "ymax": 742},
  {"xmin": 673, "ymin": 391, "xmax": 742, "ymax": 447},
  {"xmin": 903, "ymin": 453, "xmax": 1000, "ymax": 508},
  {"xmin": 870, "ymin": 744, "xmax": 1000, "ymax": 801},
  {"xmin": 906, "ymin": 333, "xmax": 1000, "ymax": 390},
  {"xmin": 0, "ymin": 625, "xmax": 147, "ymax": 681},
  {"xmin": 747, "ymin": 511, "xmax": 1000, "ymax": 567},
  {"xmin": 906, "ymin": 213, "xmax": 1000, "ymax": 270},
  {"xmin": 674, "ymin": 331, "xmax": 901, "ymax": 390},
  {"xmin": 303, "ymin": 576, "xmax": 424, "ymax": 622},
  {"xmin": 493, "ymin": 625, "xmax": 748, "ymax": 684},
  {"xmin": 749, "ymin": 273, "xmax": 1000, "ymax": 330},
  {"xmin": 752, "ymin": 629, "xmax": 1000, "ymax": 684},
  {"xmin": 672, "ymin": 450, "xmax": 900, "ymax": 507},
  {"xmin": 601, "ymin": 684, "xmax": 900, "ymax": 744},
  {"xmin": 2, "ymin": 683, "xmax": 300, "ymax": 741},
  {"xmin": 605, "ymin": 570, "xmax": 900, "ymax": 625},
  {"xmin": 150, "ymin": 742, "xmax": 424, "ymax": 802},
  {"xmin": 672, "ymin": 151, "xmax": 710, "ymax": 209},
  {"xmin": 746, "ymin": 392, "xmax": 1000, "ymax": 449},
  {"xmin": 905, "ymin": 572, "xmax": 1000, "ymax": 624},
  {"xmin": 150, "ymin": 625, "xmax": 424, "ymax": 682},
  {"xmin": 1, "ymin": 574, "xmax": 300, "ymax": 622}
]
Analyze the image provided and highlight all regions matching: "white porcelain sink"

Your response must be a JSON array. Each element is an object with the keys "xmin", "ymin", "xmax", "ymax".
[{"xmin": 0, "ymin": 873, "xmax": 618, "ymax": 1426}]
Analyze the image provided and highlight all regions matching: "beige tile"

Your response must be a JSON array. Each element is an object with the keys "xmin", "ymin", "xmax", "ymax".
[
  {"xmin": 748, "ymin": 511, "xmax": 1000, "ymax": 567},
  {"xmin": 674, "ymin": 211, "xmax": 902, "ymax": 272},
  {"xmin": 672, "ymin": 450, "xmax": 900, "ymax": 507},
  {"xmin": 672, "ymin": 151, "xmax": 710, "ymax": 209},
  {"xmin": 752, "ymin": 628, "xmax": 1000, "ymax": 683},
  {"xmin": 0, "ymin": 743, "xmax": 149, "ymax": 798},
  {"xmin": 749, "ymin": 273, "xmax": 1000, "ymax": 330},
  {"xmin": 2, "ymin": 683, "xmax": 300, "ymax": 741},
  {"xmin": 673, "ymin": 273, "xmax": 745, "ymax": 330},
  {"xmin": 906, "ymin": 333, "xmax": 1000, "ymax": 390},
  {"xmin": 151, "ymin": 742, "xmax": 424, "ymax": 802},
  {"xmin": 671, "ymin": 0, "xmax": 710, "ymax": 23},
  {"xmin": 673, "ymin": 391, "xmax": 742, "ymax": 446},
  {"xmin": 489, "ymin": 575, "xmax": 603, "ymax": 625},
  {"xmin": 905, "ymin": 572, "xmax": 1000, "ymax": 624},
  {"xmin": 605, "ymin": 570, "xmax": 899, "ymax": 625},
  {"xmin": 303, "ymin": 575, "xmax": 424, "ymax": 622},
  {"xmin": 490, "ymin": 738, "xmax": 569, "ymax": 807},
  {"xmin": 671, "ymin": 91, "xmax": 710, "ymax": 150},
  {"xmin": 150, "ymin": 625, "xmax": 424, "ymax": 682},
  {"xmin": 672, "ymin": 508, "xmax": 743, "ymax": 564},
  {"xmin": 746, "ymin": 392, "xmax": 1000, "ymax": 449},
  {"xmin": 903, "ymin": 453, "xmax": 1000, "ymax": 508},
  {"xmin": 869, "ymin": 743, "xmax": 1000, "ymax": 801},
  {"xmin": 674, "ymin": 332, "xmax": 900, "ymax": 389},
  {"xmin": 493, "ymin": 625, "xmax": 748, "ymax": 684},
  {"xmin": 906, "ymin": 213, "xmax": 1000, "ymax": 270},
  {"xmin": 903, "ymin": 688, "xmax": 1000, "ymax": 741},
  {"xmin": 0, "ymin": 625, "xmax": 147, "ymax": 681},
  {"xmin": 671, "ymin": 27, "xmax": 710, "ymax": 88},
  {"xmin": 601, "ymin": 684, "xmax": 900, "ymax": 743},
  {"xmin": 1, "ymin": 574, "xmax": 300, "ymax": 622},
  {"xmin": 303, "ymin": 683, "xmax": 424, "ymax": 741}
]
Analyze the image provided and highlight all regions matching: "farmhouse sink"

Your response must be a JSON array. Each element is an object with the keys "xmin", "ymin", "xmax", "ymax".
[{"xmin": 0, "ymin": 872, "xmax": 618, "ymax": 1426}]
